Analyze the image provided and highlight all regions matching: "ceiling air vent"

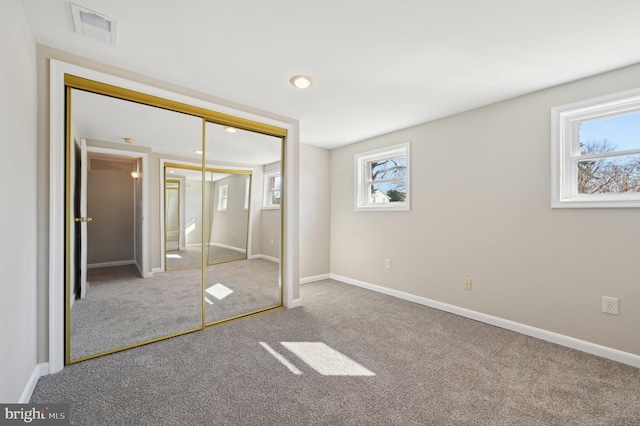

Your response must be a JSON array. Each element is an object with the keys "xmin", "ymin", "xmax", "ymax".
[{"xmin": 70, "ymin": 3, "xmax": 118, "ymax": 45}]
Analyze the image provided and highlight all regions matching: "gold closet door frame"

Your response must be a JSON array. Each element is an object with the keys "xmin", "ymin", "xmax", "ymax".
[{"xmin": 64, "ymin": 76, "xmax": 287, "ymax": 364}]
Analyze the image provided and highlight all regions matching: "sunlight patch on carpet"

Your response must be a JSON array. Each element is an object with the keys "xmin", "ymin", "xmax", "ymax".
[
  {"xmin": 281, "ymin": 342, "xmax": 375, "ymax": 376},
  {"xmin": 165, "ymin": 254, "xmax": 182, "ymax": 259},
  {"xmin": 205, "ymin": 296, "xmax": 214, "ymax": 305},
  {"xmin": 205, "ymin": 283, "xmax": 233, "ymax": 300},
  {"xmin": 259, "ymin": 342, "xmax": 303, "ymax": 375}
]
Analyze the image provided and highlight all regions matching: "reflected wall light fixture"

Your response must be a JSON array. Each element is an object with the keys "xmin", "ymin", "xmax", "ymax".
[
  {"xmin": 290, "ymin": 75, "xmax": 313, "ymax": 89},
  {"xmin": 224, "ymin": 126, "xmax": 237, "ymax": 133},
  {"xmin": 131, "ymin": 160, "xmax": 141, "ymax": 179},
  {"xmin": 193, "ymin": 149, "xmax": 203, "ymax": 155}
]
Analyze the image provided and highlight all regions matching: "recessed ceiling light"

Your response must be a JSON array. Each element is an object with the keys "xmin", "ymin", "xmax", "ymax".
[
  {"xmin": 124, "ymin": 137, "xmax": 134, "ymax": 144},
  {"xmin": 224, "ymin": 126, "xmax": 237, "ymax": 133},
  {"xmin": 290, "ymin": 75, "xmax": 313, "ymax": 89},
  {"xmin": 193, "ymin": 149, "xmax": 203, "ymax": 155}
]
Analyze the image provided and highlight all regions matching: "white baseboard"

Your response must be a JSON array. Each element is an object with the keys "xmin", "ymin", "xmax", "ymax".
[
  {"xmin": 300, "ymin": 273, "xmax": 330, "ymax": 284},
  {"xmin": 210, "ymin": 243, "xmax": 246, "ymax": 254},
  {"xmin": 249, "ymin": 254, "xmax": 280, "ymax": 263},
  {"xmin": 151, "ymin": 267, "xmax": 163, "ymax": 275},
  {"xmin": 287, "ymin": 298, "xmax": 302, "ymax": 308},
  {"xmin": 330, "ymin": 273, "xmax": 640, "ymax": 369},
  {"xmin": 88, "ymin": 260, "xmax": 135, "ymax": 269},
  {"xmin": 19, "ymin": 363, "xmax": 49, "ymax": 403}
]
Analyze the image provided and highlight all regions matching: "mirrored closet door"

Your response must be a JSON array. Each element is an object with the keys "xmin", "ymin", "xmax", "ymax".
[
  {"xmin": 67, "ymin": 87, "xmax": 203, "ymax": 362},
  {"xmin": 204, "ymin": 122, "xmax": 283, "ymax": 325},
  {"xmin": 65, "ymin": 76, "xmax": 286, "ymax": 363}
]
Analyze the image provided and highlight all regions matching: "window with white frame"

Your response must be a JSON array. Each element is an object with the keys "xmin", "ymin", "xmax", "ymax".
[
  {"xmin": 355, "ymin": 142, "xmax": 410, "ymax": 211},
  {"xmin": 218, "ymin": 184, "xmax": 228, "ymax": 211},
  {"xmin": 263, "ymin": 170, "xmax": 281, "ymax": 209},
  {"xmin": 552, "ymin": 89, "xmax": 640, "ymax": 208},
  {"xmin": 244, "ymin": 177, "xmax": 250, "ymax": 210}
]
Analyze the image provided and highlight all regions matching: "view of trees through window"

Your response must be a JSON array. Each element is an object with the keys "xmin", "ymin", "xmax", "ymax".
[
  {"xmin": 368, "ymin": 156, "xmax": 406, "ymax": 203},
  {"xmin": 269, "ymin": 175, "xmax": 281, "ymax": 205},
  {"xmin": 578, "ymin": 112, "xmax": 640, "ymax": 194}
]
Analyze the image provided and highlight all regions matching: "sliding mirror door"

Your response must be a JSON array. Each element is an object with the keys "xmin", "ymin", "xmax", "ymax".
[
  {"xmin": 204, "ymin": 122, "xmax": 283, "ymax": 324},
  {"xmin": 67, "ymin": 88, "xmax": 203, "ymax": 362}
]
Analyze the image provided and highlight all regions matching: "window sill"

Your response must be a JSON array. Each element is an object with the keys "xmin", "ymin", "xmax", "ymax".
[{"xmin": 355, "ymin": 203, "xmax": 410, "ymax": 212}]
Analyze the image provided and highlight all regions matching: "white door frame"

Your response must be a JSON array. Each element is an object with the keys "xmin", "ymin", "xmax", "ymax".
[
  {"xmin": 85, "ymin": 146, "xmax": 149, "ymax": 278},
  {"xmin": 48, "ymin": 60, "xmax": 299, "ymax": 374}
]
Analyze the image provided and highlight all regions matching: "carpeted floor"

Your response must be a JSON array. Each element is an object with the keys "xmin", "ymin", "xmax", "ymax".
[
  {"xmin": 204, "ymin": 258, "xmax": 280, "ymax": 323},
  {"xmin": 71, "ymin": 259, "xmax": 280, "ymax": 360},
  {"xmin": 37, "ymin": 280, "xmax": 640, "ymax": 425}
]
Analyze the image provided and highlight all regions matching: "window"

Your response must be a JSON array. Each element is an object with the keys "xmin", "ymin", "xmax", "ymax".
[
  {"xmin": 552, "ymin": 89, "xmax": 640, "ymax": 208},
  {"xmin": 218, "ymin": 184, "xmax": 228, "ymax": 211},
  {"xmin": 263, "ymin": 170, "xmax": 281, "ymax": 209},
  {"xmin": 355, "ymin": 142, "xmax": 410, "ymax": 211},
  {"xmin": 244, "ymin": 177, "xmax": 250, "ymax": 210}
]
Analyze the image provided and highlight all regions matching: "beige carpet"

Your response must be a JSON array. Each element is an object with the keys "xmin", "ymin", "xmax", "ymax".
[
  {"xmin": 38, "ymin": 279, "xmax": 640, "ymax": 424},
  {"xmin": 71, "ymin": 259, "xmax": 280, "ymax": 360}
]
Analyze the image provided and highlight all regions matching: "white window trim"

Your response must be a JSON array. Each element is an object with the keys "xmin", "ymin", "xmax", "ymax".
[
  {"xmin": 244, "ymin": 177, "xmax": 250, "ymax": 210},
  {"xmin": 263, "ymin": 170, "xmax": 281, "ymax": 209},
  {"xmin": 218, "ymin": 184, "xmax": 228, "ymax": 211},
  {"xmin": 354, "ymin": 141, "xmax": 410, "ymax": 211},
  {"xmin": 551, "ymin": 88, "xmax": 640, "ymax": 208}
]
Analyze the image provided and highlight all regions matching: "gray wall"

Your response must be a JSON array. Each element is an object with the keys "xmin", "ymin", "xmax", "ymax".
[
  {"xmin": 299, "ymin": 143, "xmax": 331, "ymax": 278},
  {"xmin": 330, "ymin": 63, "xmax": 640, "ymax": 357},
  {"xmin": 211, "ymin": 175, "xmax": 249, "ymax": 250},
  {"xmin": 0, "ymin": 0, "xmax": 37, "ymax": 402},
  {"xmin": 184, "ymin": 178, "xmax": 205, "ymax": 246}
]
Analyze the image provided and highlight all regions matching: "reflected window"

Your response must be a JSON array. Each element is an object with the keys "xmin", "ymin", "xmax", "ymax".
[
  {"xmin": 244, "ymin": 177, "xmax": 250, "ymax": 210},
  {"xmin": 263, "ymin": 170, "xmax": 281, "ymax": 209},
  {"xmin": 218, "ymin": 184, "xmax": 228, "ymax": 211}
]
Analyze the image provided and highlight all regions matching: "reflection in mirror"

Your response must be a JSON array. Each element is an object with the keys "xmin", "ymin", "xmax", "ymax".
[
  {"xmin": 165, "ymin": 180, "xmax": 180, "ymax": 251},
  {"xmin": 163, "ymin": 165, "xmax": 204, "ymax": 271},
  {"xmin": 68, "ymin": 88, "xmax": 203, "ymax": 361},
  {"xmin": 206, "ymin": 171, "xmax": 250, "ymax": 265},
  {"xmin": 204, "ymin": 122, "xmax": 282, "ymax": 324}
]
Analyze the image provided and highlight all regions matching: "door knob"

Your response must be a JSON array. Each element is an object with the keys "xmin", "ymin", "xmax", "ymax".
[{"xmin": 74, "ymin": 217, "xmax": 93, "ymax": 223}]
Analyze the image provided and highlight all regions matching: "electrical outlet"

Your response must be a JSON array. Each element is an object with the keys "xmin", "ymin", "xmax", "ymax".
[
  {"xmin": 602, "ymin": 296, "xmax": 619, "ymax": 315},
  {"xmin": 463, "ymin": 278, "xmax": 472, "ymax": 291},
  {"xmin": 385, "ymin": 258, "xmax": 391, "ymax": 269}
]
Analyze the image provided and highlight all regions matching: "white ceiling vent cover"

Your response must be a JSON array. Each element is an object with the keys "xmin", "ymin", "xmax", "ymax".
[{"xmin": 70, "ymin": 3, "xmax": 118, "ymax": 45}]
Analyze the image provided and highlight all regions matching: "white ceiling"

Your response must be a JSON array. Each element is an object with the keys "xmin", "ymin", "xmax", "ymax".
[{"xmin": 20, "ymin": 0, "xmax": 640, "ymax": 149}]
